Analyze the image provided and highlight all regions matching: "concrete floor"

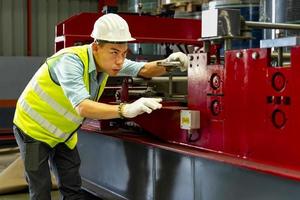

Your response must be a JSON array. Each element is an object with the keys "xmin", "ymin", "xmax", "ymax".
[
  {"xmin": 0, "ymin": 145, "xmax": 102, "ymax": 200},
  {"xmin": 0, "ymin": 191, "xmax": 60, "ymax": 200}
]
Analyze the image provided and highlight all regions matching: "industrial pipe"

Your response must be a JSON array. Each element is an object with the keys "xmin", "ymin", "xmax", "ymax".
[{"xmin": 245, "ymin": 21, "xmax": 300, "ymax": 30}]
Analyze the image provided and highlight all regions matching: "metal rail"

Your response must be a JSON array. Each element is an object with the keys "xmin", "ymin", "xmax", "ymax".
[
  {"xmin": 132, "ymin": 77, "xmax": 187, "ymax": 83},
  {"xmin": 245, "ymin": 21, "xmax": 300, "ymax": 30}
]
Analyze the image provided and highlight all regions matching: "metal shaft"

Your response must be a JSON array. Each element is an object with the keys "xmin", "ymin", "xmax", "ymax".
[
  {"xmin": 245, "ymin": 21, "xmax": 300, "ymax": 30},
  {"xmin": 133, "ymin": 77, "xmax": 187, "ymax": 83}
]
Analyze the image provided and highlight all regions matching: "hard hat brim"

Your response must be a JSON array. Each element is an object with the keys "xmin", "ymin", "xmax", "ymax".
[{"xmin": 94, "ymin": 37, "xmax": 136, "ymax": 43}]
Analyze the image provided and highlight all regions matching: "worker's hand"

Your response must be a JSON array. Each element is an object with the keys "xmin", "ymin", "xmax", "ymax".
[
  {"xmin": 122, "ymin": 98, "xmax": 162, "ymax": 118},
  {"xmin": 166, "ymin": 52, "xmax": 188, "ymax": 72}
]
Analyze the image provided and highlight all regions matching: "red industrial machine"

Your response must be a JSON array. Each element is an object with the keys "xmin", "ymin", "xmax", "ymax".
[
  {"xmin": 133, "ymin": 46, "xmax": 300, "ymax": 180},
  {"xmin": 56, "ymin": 7, "xmax": 300, "ymax": 200},
  {"xmin": 55, "ymin": 13, "xmax": 202, "ymax": 52},
  {"xmin": 0, "ymin": 100, "xmax": 16, "ymax": 143}
]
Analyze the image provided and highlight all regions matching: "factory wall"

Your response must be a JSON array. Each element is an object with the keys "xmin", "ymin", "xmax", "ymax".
[
  {"xmin": 0, "ymin": 0, "xmax": 98, "ymax": 56},
  {"xmin": 0, "ymin": 56, "xmax": 44, "ymax": 99}
]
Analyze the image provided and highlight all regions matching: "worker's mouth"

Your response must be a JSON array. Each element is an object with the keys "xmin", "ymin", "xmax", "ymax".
[{"xmin": 112, "ymin": 69, "xmax": 121, "ymax": 73}]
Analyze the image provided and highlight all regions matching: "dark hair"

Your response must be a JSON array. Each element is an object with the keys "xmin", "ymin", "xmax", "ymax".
[{"xmin": 95, "ymin": 39, "xmax": 128, "ymax": 45}]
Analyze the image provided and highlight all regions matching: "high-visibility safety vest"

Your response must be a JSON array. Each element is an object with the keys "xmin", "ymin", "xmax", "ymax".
[{"xmin": 14, "ymin": 45, "xmax": 108, "ymax": 149}]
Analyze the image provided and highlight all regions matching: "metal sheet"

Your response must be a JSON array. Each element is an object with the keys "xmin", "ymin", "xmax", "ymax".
[
  {"xmin": 78, "ymin": 132, "xmax": 154, "ymax": 200},
  {"xmin": 260, "ymin": 36, "xmax": 300, "ymax": 48},
  {"xmin": 194, "ymin": 158, "xmax": 300, "ymax": 200},
  {"xmin": 155, "ymin": 149, "xmax": 194, "ymax": 200},
  {"xmin": 78, "ymin": 130, "xmax": 300, "ymax": 200}
]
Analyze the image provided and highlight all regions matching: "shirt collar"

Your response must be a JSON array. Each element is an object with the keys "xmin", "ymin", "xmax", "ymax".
[{"xmin": 88, "ymin": 44, "xmax": 96, "ymax": 74}]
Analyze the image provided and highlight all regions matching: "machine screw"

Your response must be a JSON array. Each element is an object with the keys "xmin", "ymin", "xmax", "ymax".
[
  {"xmin": 252, "ymin": 52, "xmax": 259, "ymax": 60},
  {"xmin": 210, "ymin": 99, "xmax": 221, "ymax": 116},
  {"xmin": 210, "ymin": 73, "xmax": 221, "ymax": 90},
  {"xmin": 236, "ymin": 52, "xmax": 243, "ymax": 58}
]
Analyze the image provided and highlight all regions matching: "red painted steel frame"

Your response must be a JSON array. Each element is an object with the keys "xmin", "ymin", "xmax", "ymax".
[
  {"xmin": 131, "ymin": 47, "xmax": 300, "ymax": 181},
  {"xmin": 55, "ymin": 12, "xmax": 202, "ymax": 51},
  {"xmin": 0, "ymin": 100, "xmax": 16, "ymax": 141}
]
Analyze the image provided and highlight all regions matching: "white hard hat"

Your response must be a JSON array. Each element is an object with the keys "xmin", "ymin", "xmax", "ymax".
[{"xmin": 91, "ymin": 13, "xmax": 136, "ymax": 42}]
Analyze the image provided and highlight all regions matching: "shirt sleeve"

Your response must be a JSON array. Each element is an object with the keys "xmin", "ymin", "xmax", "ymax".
[
  {"xmin": 118, "ymin": 58, "xmax": 146, "ymax": 77},
  {"xmin": 49, "ymin": 54, "xmax": 91, "ymax": 108}
]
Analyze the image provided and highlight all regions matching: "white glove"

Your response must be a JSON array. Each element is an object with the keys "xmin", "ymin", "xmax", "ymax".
[
  {"xmin": 122, "ymin": 98, "xmax": 162, "ymax": 118},
  {"xmin": 166, "ymin": 52, "xmax": 188, "ymax": 72}
]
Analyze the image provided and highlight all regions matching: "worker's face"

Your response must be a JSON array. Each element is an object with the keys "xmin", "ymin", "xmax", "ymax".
[{"xmin": 92, "ymin": 42, "xmax": 128, "ymax": 76}]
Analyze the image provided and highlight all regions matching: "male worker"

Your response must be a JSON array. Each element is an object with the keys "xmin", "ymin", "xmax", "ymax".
[{"xmin": 13, "ymin": 13, "xmax": 188, "ymax": 199}]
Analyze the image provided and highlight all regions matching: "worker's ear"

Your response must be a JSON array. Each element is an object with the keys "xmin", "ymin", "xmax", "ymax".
[{"xmin": 92, "ymin": 42, "xmax": 99, "ymax": 52}]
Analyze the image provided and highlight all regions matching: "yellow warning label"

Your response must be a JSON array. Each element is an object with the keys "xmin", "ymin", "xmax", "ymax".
[{"xmin": 181, "ymin": 117, "xmax": 190, "ymax": 125}]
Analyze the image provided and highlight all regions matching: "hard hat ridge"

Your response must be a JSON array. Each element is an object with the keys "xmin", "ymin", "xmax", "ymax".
[{"xmin": 91, "ymin": 13, "xmax": 136, "ymax": 42}]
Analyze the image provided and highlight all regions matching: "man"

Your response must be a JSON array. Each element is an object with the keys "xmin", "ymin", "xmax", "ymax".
[{"xmin": 13, "ymin": 13, "xmax": 188, "ymax": 199}]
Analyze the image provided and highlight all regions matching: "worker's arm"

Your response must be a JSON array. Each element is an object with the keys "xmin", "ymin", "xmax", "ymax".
[
  {"xmin": 138, "ymin": 60, "xmax": 167, "ymax": 78},
  {"xmin": 138, "ymin": 52, "xmax": 188, "ymax": 78},
  {"xmin": 75, "ymin": 97, "xmax": 162, "ymax": 119},
  {"xmin": 75, "ymin": 99, "xmax": 119, "ymax": 120}
]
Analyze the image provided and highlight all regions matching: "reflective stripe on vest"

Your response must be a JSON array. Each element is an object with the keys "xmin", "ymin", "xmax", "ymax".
[
  {"xmin": 18, "ymin": 98, "xmax": 68, "ymax": 140},
  {"xmin": 31, "ymin": 78, "xmax": 82, "ymax": 124}
]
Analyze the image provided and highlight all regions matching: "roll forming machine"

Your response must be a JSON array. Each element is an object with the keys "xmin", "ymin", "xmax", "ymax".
[{"xmin": 55, "ymin": 9, "xmax": 300, "ymax": 200}]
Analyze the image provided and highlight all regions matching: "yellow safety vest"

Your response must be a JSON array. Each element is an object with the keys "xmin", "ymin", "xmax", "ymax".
[{"xmin": 13, "ymin": 45, "xmax": 108, "ymax": 149}]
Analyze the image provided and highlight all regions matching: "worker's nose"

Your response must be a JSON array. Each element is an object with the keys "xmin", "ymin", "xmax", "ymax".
[{"xmin": 115, "ymin": 55, "xmax": 125, "ymax": 66}]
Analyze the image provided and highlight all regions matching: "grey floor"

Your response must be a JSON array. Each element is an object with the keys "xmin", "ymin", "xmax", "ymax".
[
  {"xmin": 0, "ymin": 144, "xmax": 102, "ymax": 200},
  {"xmin": 0, "ymin": 191, "xmax": 60, "ymax": 200}
]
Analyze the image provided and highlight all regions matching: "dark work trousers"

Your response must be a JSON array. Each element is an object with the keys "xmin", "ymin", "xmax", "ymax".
[{"xmin": 13, "ymin": 125, "xmax": 84, "ymax": 200}]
